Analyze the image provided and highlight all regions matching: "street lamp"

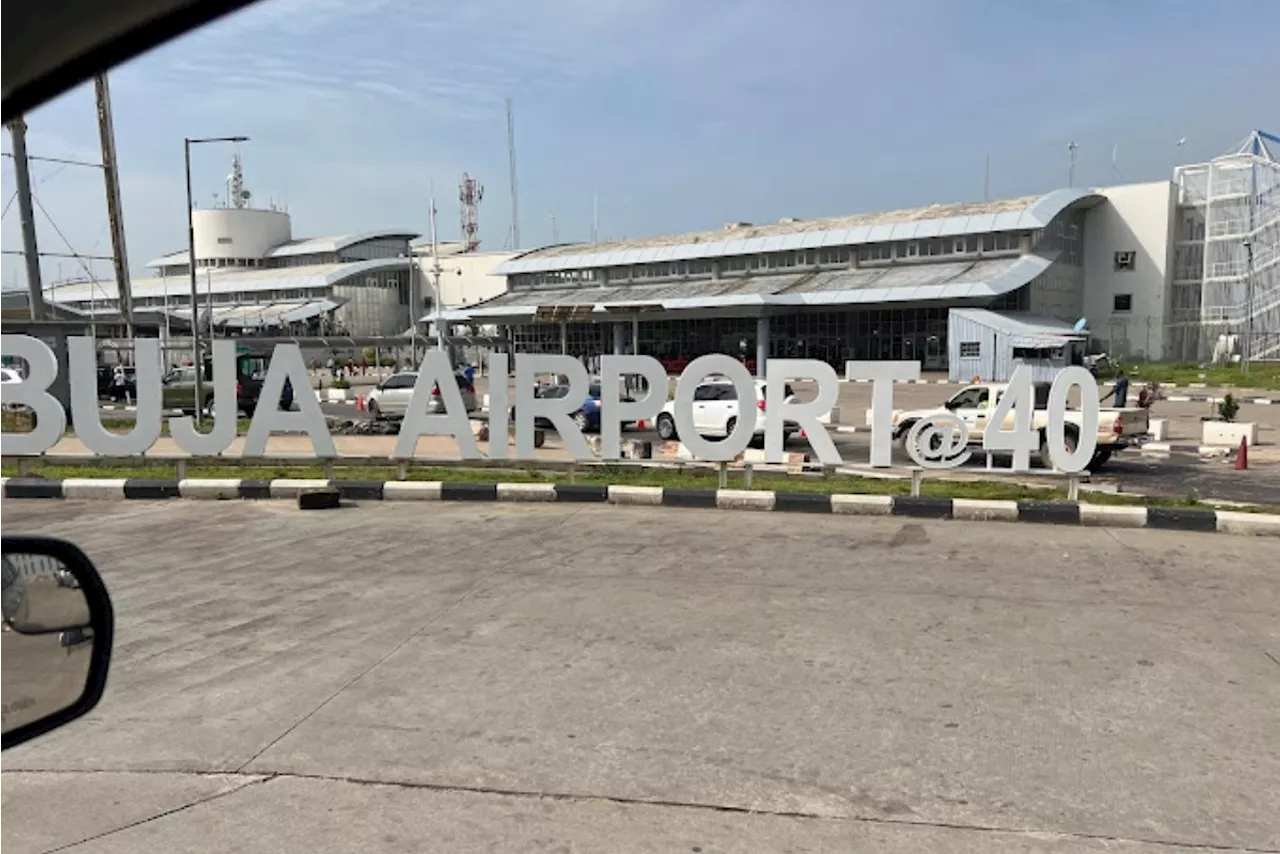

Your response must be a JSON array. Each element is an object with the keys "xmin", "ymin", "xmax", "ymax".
[{"xmin": 185, "ymin": 135, "xmax": 248, "ymax": 426}]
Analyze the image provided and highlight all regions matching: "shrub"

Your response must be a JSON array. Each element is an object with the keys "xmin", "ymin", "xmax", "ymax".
[
  {"xmin": 331, "ymin": 379, "xmax": 351, "ymax": 390},
  {"xmin": 1217, "ymin": 393, "xmax": 1239, "ymax": 422}
]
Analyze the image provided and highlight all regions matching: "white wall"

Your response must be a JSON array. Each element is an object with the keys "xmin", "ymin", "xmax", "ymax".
[
  {"xmin": 192, "ymin": 208, "xmax": 292, "ymax": 262},
  {"xmin": 1082, "ymin": 181, "xmax": 1175, "ymax": 360},
  {"xmin": 415, "ymin": 250, "xmax": 515, "ymax": 311}
]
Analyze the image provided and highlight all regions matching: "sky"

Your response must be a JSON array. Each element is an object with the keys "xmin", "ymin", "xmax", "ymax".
[{"xmin": 1, "ymin": 0, "xmax": 1275, "ymax": 290}]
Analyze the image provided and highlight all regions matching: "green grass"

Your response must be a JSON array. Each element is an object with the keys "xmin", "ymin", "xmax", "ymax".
[
  {"xmin": 1097, "ymin": 362, "xmax": 1280, "ymax": 391},
  {"xmin": 1, "ymin": 411, "xmax": 251, "ymax": 436},
  {"xmin": 4, "ymin": 458, "xmax": 1275, "ymax": 514}
]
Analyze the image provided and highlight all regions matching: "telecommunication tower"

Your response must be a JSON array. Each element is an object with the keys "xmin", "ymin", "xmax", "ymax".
[{"xmin": 459, "ymin": 173, "xmax": 484, "ymax": 252}]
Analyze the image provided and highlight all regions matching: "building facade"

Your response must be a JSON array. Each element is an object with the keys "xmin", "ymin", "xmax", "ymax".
[
  {"xmin": 45, "ymin": 205, "xmax": 422, "ymax": 338},
  {"xmin": 446, "ymin": 189, "xmax": 1102, "ymax": 375}
]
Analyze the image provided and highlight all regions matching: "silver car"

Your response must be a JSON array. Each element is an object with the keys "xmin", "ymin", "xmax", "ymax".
[{"xmin": 366, "ymin": 371, "xmax": 478, "ymax": 419}]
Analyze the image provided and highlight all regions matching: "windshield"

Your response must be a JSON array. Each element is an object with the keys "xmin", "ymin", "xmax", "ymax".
[{"xmin": 2, "ymin": 2, "xmax": 1276, "ymax": 851}]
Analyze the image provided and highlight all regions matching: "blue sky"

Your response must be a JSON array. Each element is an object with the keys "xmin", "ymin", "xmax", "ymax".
[{"xmin": 2, "ymin": 0, "xmax": 1275, "ymax": 288}]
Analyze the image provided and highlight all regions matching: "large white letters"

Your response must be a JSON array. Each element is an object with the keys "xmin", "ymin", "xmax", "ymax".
[
  {"xmin": 673, "ymin": 354, "xmax": 757, "ymax": 462},
  {"xmin": 243, "ymin": 344, "xmax": 336, "ymax": 457},
  {"xmin": 847, "ymin": 360, "xmax": 919, "ymax": 467},
  {"xmin": 599, "ymin": 355, "xmax": 668, "ymax": 460},
  {"xmin": 1045, "ymin": 366, "xmax": 1099, "ymax": 473},
  {"xmin": 764, "ymin": 359, "xmax": 841, "ymax": 465},
  {"xmin": 513, "ymin": 355, "xmax": 592, "ymax": 460},
  {"xmin": 0, "ymin": 334, "xmax": 66, "ymax": 454},
  {"xmin": 169, "ymin": 340, "xmax": 239, "ymax": 456},
  {"xmin": 486, "ymin": 353, "xmax": 509, "ymax": 459},
  {"xmin": 69, "ymin": 337, "xmax": 163, "ymax": 456},
  {"xmin": 394, "ymin": 350, "xmax": 481, "ymax": 460},
  {"xmin": 982, "ymin": 365, "xmax": 1037, "ymax": 472}
]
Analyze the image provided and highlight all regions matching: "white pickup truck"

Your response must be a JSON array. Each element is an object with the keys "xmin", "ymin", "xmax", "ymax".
[{"xmin": 891, "ymin": 381, "xmax": 1150, "ymax": 470}]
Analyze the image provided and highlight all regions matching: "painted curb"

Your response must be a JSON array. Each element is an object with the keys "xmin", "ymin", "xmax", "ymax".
[{"xmin": 3, "ymin": 477, "xmax": 1277, "ymax": 537}]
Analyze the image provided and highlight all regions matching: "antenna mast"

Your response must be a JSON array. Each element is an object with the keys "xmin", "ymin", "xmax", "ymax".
[
  {"xmin": 1067, "ymin": 141, "xmax": 1079, "ymax": 188},
  {"xmin": 506, "ymin": 97, "xmax": 520, "ymax": 250},
  {"xmin": 458, "ymin": 173, "xmax": 484, "ymax": 252}
]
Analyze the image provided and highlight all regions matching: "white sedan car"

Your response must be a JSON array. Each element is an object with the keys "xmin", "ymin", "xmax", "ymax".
[
  {"xmin": 654, "ymin": 377, "xmax": 799, "ymax": 444},
  {"xmin": 366, "ymin": 371, "xmax": 478, "ymax": 419}
]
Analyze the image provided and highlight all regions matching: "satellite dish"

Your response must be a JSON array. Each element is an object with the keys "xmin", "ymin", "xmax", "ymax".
[{"xmin": 1072, "ymin": 317, "xmax": 1088, "ymax": 332}]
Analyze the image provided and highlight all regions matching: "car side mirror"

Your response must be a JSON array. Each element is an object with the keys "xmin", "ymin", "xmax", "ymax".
[
  {"xmin": 944, "ymin": 399, "xmax": 959, "ymax": 410},
  {"xmin": 2, "ymin": 537, "xmax": 114, "ymax": 751}
]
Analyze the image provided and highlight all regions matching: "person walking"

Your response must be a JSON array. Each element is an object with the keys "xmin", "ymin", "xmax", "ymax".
[{"xmin": 1101, "ymin": 369, "xmax": 1130, "ymax": 408}]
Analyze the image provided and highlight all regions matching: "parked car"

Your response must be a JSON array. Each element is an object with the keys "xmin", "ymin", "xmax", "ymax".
[
  {"xmin": 889, "ymin": 381, "xmax": 1150, "ymax": 470},
  {"xmin": 1, "ymin": 366, "xmax": 24, "ymax": 411},
  {"xmin": 509, "ymin": 382, "xmax": 634, "ymax": 433},
  {"xmin": 654, "ymin": 377, "xmax": 799, "ymax": 444},
  {"xmin": 366, "ymin": 371, "xmax": 477, "ymax": 419},
  {"xmin": 161, "ymin": 363, "xmax": 261, "ymax": 417}
]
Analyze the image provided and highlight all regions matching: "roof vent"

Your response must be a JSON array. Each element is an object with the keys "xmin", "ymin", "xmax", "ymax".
[
  {"xmin": 723, "ymin": 221, "xmax": 752, "ymax": 231},
  {"xmin": 779, "ymin": 217, "xmax": 802, "ymax": 224}
]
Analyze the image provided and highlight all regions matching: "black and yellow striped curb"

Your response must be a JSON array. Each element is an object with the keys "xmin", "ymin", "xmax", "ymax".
[{"xmin": 3, "ymin": 477, "xmax": 1276, "ymax": 536}]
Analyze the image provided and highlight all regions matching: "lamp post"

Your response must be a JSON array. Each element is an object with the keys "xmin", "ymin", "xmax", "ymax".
[{"xmin": 185, "ymin": 135, "xmax": 248, "ymax": 426}]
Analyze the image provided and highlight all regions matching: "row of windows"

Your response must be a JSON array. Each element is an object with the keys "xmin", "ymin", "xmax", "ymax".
[{"xmin": 514, "ymin": 233, "xmax": 1033, "ymax": 290}]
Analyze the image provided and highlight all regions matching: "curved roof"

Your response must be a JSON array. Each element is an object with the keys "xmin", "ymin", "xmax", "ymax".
[
  {"xmin": 492, "ymin": 189, "xmax": 1102, "ymax": 276},
  {"xmin": 47, "ymin": 257, "xmax": 414, "ymax": 303},
  {"xmin": 442, "ymin": 252, "xmax": 1059, "ymax": 321},
  {"xmin": 145, "ymin": 231, "xmax": 419, "ymax": 268},
  {"xmin": 266, "ymin": 231, "xmax": 419, "ymax": 258}
]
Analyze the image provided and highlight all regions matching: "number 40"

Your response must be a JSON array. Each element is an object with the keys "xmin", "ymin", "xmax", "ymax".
[{"xmin": 982, "ymin": 365, "xmax": 1101, "ymax": 473}]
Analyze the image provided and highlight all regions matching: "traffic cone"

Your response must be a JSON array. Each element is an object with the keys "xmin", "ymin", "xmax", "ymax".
[
  {"xmin": 1235, "ymin": 435, "xmax": 1248, "ymax": 470},
  {"xmin": 798, "ymin": 428, "xmax": 807, "ymax": 440},
  {"xmin": 356, "ymin": 395, "xmax": 365, "ymax": 412},
  {"xmin": 635, "ymin": 418, "xmax": 646, "ymax": 430}
]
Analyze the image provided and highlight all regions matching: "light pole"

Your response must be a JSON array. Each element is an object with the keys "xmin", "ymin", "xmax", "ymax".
[{"xmin": 185, "ymin": 135, "xmax": 248, "ymax": 426}]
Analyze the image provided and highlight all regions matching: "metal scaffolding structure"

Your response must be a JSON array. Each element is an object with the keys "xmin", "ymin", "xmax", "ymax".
[{"xmin": 1171, "ymin": 129, "xmax": 1280, "ymax": 364}]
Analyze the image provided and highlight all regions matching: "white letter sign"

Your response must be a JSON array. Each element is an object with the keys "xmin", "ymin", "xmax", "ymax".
[
  {"xmin": 0, "ymin": 334, "xmax": 66, "ymax": 454},
  {"xmin": 847, "ymin": 360, "xmax": 919, "ymax": 467},
  {"xmin": 513, "ymin": 355, "xmax": 592, "ymax": 460},
  {"xmin": 243, "ymin": 344, "xmax": 336, "ymax": 458},
  {"xmin": 599, "ymin": 355, "xmax": 668, "ymax": 460},
  {"xmin": 394, "ymin": 350, "xmax": 480, "ymax": 460},
  {"xmin": 764, "ymin": 359, "xmax": 841, "ymax": 466},
  {"xmin": 68, "ymin": 336, "xmax": 163, "ymax": 456}
]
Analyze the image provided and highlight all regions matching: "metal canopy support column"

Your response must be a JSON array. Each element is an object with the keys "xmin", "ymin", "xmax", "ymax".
[
  {"xmin": 632, "ymin": 316, "xmax": 640, "ymax": 355},
  {"xmin": 613, "ymin": 322, "xmax": 625, "ymax": 355},
  {"xmin": 7, "ymin": 118, "xmax": 45, "ymax": 319},
  {"xmin": 560, "ymin": 321, "xmax": 567, "ymax": 354},
  {"xmin": 756, "ymin": 315, "xmax": 770, "ymax": 378}
]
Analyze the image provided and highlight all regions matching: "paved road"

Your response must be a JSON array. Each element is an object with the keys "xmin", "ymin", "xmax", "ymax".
[{"xmin": 2, "ymin": 501, "xmax": 1277, "ymax": 853}]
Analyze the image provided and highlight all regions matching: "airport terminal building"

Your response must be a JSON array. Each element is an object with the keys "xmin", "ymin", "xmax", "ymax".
[
  {"xmin": 44, "ymin": 205, "xmax": 422, "ymax": 337},
  {"xmin": 447, "ymin": 130, "xmax": 1278, "ymax": 374},
  {"xmin": 449, "ymin": 187, "xmax": 1106, "ymax": 373}
]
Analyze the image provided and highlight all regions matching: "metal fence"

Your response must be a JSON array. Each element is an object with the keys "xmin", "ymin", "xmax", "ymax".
[{"xmin": 1094, "ymin": 318, "xmax": 1280, "ymax": 364}]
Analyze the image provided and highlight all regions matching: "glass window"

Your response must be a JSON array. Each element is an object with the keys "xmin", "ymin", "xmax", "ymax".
[
  {"xmin": 1113, "ymin": 294, "xmax": 1133, "ymax": 312},
  {"xmin": 693, "ymin": 384, "xmax": 720, "ymax": 401},
  {"xmin": 958, "ymin": 341, "xmax": 981, "ymax": 358}
]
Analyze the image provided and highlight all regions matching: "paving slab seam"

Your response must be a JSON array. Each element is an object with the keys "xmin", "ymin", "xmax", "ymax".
[
  {"xmin": 4, "ymin": 477, "xmax": 1277, "ymax": 537},
  {"xmin": 12, "ymin": 767, "xmax": 1268, "ymax": 853}
]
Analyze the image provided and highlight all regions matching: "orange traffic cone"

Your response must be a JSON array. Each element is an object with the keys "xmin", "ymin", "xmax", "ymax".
[
  {"xmin": 635, "ymin": 418, "xmax": 646, "ymax": 430},
  {"xmin": 1235, "ymin": 435, "xmax": 1249, "ymax": 470},
  {"xmin": 356, "ymin": 395, "xmax": 365, "ymax": 412}
]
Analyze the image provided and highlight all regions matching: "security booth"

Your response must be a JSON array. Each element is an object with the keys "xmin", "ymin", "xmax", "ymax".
[{"xmin": 947, "ymin": 308, "xmax": 1087, "ymax": 383}]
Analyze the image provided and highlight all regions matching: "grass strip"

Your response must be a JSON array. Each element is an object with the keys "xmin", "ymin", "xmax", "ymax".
[{"xmin": 4, "ymin": 459, "xmax": 1275, "ymax": 514}]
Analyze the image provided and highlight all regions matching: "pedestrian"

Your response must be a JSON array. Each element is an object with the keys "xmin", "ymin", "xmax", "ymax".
[
  {"xmin": 280, "ymin": 376, "xmax": 295, "ymax": 412},
  {"xmin": 327, "ymin": 355, "xmax": 336, "ymax": 379},
  {"xmin": 1101, "ymin": 369, "xmax": 1130, "ymax": 408},
  {"xmin": 111, "ymin": 365, "xmax": 127, "ymax": 403},
  {"xmin": 463, "ymin": 363, "xmax": 476, "ymax": 385}
]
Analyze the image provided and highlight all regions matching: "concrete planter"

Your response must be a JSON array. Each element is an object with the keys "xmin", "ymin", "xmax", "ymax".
[
  {"xmin": 325, "ymin": 388, "xmax": 352, "ymax": 402},
  {"xmin": 1202, "ymin": 421, "xmax": 1258, "ymax": 446},
  {"xmin": 1149, "ymin": 418, "xmax": 1167, "ymax": 442}
]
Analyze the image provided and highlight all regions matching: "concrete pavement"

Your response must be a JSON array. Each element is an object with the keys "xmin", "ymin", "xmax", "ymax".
[{"xmin": 2, "ymin": 501, "xmax": 1277, "ymax": 853}]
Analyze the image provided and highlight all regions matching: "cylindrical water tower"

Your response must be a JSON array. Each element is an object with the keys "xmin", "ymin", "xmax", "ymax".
[{"xmin": 191, "ymin": 207, "xmax": 292, "ymax": 266}]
